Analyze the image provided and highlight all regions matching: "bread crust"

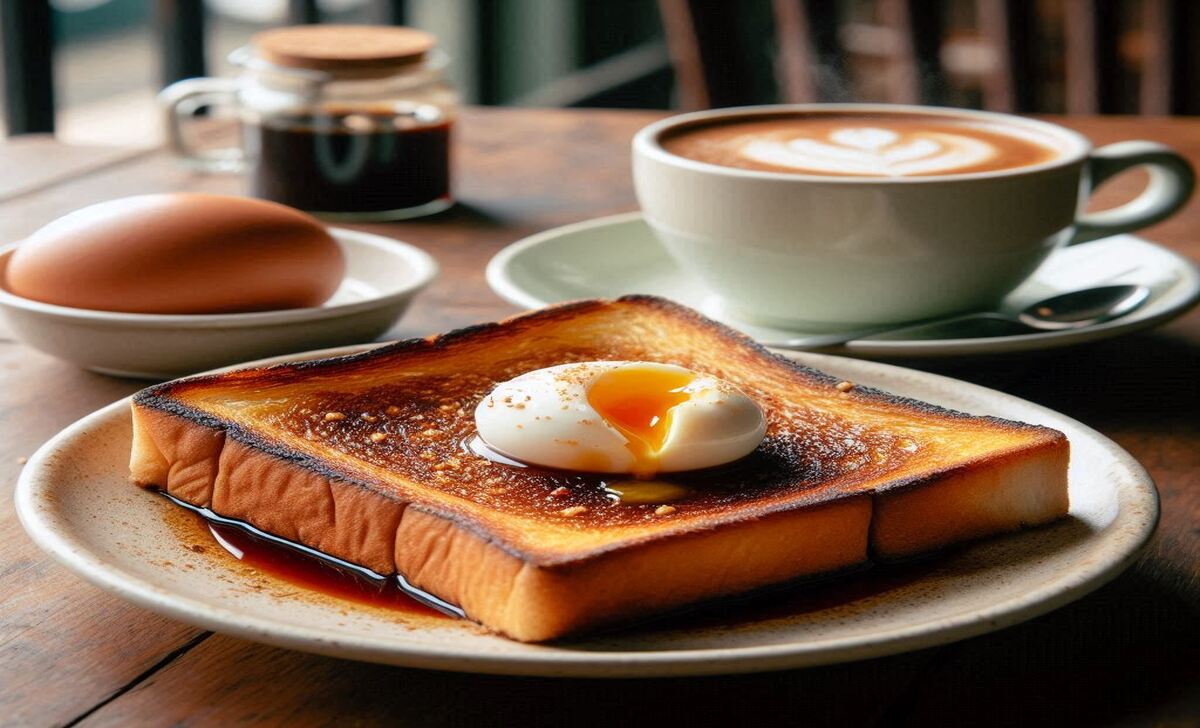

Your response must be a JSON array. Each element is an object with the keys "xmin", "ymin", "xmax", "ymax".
[{"xmin": 130, "ymin": 296, "xmax": 1069, "ymax": 640}]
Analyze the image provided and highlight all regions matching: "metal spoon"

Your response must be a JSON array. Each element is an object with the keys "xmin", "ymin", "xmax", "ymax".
[{"xmin": 772, "ymin": 284, "xmax": 1152, "ymax": 350}]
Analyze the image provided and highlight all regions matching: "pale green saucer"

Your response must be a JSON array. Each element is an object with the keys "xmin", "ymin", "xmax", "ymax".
[{"xmin": 488, "ymin": 212, "xmax": 1200, "ymax": 359}]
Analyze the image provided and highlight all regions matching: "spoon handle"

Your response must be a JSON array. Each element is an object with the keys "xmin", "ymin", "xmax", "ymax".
[{"xmin": 770, "ymin": 313, "xmax": 1010, "ymax": 350}]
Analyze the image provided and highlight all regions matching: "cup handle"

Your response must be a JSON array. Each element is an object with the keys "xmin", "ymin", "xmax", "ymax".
[
  {"xmin": 158, "ymin": 77, "xmax": 244, "ymax": 173},
  {"xmin": 1069, "ymin": 141, "xmax": 1195, "ymax": 245}
]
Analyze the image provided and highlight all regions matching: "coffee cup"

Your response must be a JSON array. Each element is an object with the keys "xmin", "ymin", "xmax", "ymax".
[{"xmin": 632, "ymin": 104, "xmax": 1195, "ymax": 328}]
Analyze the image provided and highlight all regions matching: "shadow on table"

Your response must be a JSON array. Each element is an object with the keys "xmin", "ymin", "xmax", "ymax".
[{"xmin": 884, "ymin": 562, "xmax": 1200, "ymax": 726}]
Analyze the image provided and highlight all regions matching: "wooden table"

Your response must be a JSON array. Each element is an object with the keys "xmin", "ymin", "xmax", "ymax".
[{"xmin": 1, "ymin": 108, "xmax": 1196, "ymax": 727}]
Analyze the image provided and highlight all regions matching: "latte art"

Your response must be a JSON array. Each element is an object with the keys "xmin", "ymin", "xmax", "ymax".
[
  {"xmin": 661, "ymin": 113, "xmax": 1062, "ymax": 178},
  {"xmin": 741, "ymin": 127, "xmax": 998, "ymax": 177}
]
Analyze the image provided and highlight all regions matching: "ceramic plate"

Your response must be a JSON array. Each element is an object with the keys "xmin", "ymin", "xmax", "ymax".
[
  {"xmin": 488, "ymin": 212, "xmax": 1200, "ymax": 358},
  {"xmin": 0, "ymin": 229, "xmax": 437, "ymax": 379},
  {"xmin": 16, "ymin": 346, "xmax": 1157, "ymax": 677}
]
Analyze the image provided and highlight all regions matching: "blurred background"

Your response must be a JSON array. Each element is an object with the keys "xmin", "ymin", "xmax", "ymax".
[{"xmin": 2, "ymin": 0, "xmax": 1197, "ymax": 145}]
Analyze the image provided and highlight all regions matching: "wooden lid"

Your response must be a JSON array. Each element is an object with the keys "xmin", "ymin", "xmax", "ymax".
[{"xmin": 252, "ymin": 25, "xmax": 436, "ymax": 75}]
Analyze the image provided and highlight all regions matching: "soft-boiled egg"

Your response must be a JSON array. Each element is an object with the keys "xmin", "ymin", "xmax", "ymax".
[
  {"xmin": 3, "ymin": 193, "xmax": 344, "ymax": 314},
  {"xmin": 474, "ymin": 361, "xmax": 766, "ymax": 476}
]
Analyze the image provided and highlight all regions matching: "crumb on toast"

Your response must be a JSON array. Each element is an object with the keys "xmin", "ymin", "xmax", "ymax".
[{"xmin": 130, "ymin": 296, "xmax": 1069, "ymax": 641}]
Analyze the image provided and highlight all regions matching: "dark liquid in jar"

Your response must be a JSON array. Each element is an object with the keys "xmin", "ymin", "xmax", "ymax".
[{"xmin": 249, "ymin": 111, "xmax": 452, "ymax": 215}]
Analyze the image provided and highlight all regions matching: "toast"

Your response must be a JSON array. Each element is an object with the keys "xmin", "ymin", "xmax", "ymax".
[{"xmin": 129, "ymin": 296, "xmax": 1069, "ymax": 641}]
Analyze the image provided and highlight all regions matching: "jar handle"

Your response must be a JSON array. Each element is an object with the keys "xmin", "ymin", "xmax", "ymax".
[{"xmin": 158, "ymin": 78, "xmax": 244, "ymax": 173}]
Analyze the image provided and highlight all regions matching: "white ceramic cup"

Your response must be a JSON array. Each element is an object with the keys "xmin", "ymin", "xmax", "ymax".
[{"xmin": 633, "ymin": 104, "xmax": 1195, "ymax": 328}]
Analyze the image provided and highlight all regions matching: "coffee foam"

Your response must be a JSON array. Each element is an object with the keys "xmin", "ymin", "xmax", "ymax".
[
  {"xmin": 661, "ymin": 114, "xmax": 1065, "ymax": 178},
  {"xmin": 739, "ymin": 126, "xmax": 1001, "ymax": 177}
]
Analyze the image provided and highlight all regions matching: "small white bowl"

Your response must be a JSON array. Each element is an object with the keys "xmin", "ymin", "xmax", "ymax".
[{"xmin": 0, "ymin": 228, "xmax": 437, "ymax": 379}]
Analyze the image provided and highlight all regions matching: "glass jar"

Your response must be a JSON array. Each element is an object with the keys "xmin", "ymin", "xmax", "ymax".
[{"xmin": 161, "ymin": 25, "xmax": 459, "ymax": 221}]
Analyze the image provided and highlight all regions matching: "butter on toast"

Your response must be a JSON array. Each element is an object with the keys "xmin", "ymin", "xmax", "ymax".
[{"xmin": 130, "ymin": 296, "xmax": 1068, "ymax": 641}]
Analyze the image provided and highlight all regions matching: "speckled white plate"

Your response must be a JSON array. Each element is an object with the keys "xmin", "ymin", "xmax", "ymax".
[
  {"xmin": 15, "ymin": 346, "xmax": 1158, "ymax": 677},
  {"xmin": 488, "ymin": 212, "xmax": 1200, "ymax": 358}
]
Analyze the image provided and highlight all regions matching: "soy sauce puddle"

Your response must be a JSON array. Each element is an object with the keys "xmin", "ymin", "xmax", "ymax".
[
  {"xmin": 161, "ymin": 491, "xmax": 464, "ymax": 619},
  {"xmin": 162, "ymin": 491, "xmax": 939, "ymax": 636}
]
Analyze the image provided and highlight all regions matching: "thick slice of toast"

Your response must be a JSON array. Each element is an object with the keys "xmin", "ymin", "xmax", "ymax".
[{"xmin": 130, "ymin": 296, "xmax": 1068, "ymax": 641}]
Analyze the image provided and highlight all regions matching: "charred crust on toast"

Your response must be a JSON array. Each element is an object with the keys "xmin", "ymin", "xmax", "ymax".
[
  {"xmin": 134, "ymin": 295, "xmax": 1052, "ymax": 436},
  {"xmin": 832, "ymin": 381, "xmax": 1065, "ymax": 436}
]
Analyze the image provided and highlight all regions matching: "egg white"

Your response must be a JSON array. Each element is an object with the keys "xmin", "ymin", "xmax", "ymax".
[{"xmin": 473, "ymin": 361, "xmax": 766, "ymax": 474}]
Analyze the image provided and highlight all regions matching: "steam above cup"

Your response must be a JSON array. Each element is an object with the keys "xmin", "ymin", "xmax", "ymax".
[{"xmin": 632, "ymin": 104, "xmax": 1195, "ymax": 329}]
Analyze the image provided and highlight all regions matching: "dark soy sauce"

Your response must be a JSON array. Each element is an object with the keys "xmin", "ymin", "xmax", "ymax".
[
  {"xmin": 170, "ymin": 489, "xmax": 938, "ymax": 637},
  {"xmin": 165, "ymin": 493, "xmax": 459, "ymax": 619}
]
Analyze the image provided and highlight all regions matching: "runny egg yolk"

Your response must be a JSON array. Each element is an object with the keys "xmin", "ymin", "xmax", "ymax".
[
  {"xmin": 473, "ymin": 361, "xmax": 768, "ymax": 476},
  {"xmin": 586, "ymin": 366, "xmax": 695, "ymax": 478}
]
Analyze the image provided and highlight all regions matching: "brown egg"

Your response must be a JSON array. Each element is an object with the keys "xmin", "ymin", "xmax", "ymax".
[{"xmin": 2, "ymin": 193, "xmax": 345, "ymax": 314}]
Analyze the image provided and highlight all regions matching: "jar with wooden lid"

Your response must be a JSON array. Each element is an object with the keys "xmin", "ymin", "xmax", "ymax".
[{"xmin": 161, "ymin": 25, "xmax": 458, "ymax": 221}]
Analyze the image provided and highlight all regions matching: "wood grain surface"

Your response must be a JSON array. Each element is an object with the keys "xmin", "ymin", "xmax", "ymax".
[{"xmin": 0, "ymin": 108, "xmax": 1196, "ymax": 727}]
